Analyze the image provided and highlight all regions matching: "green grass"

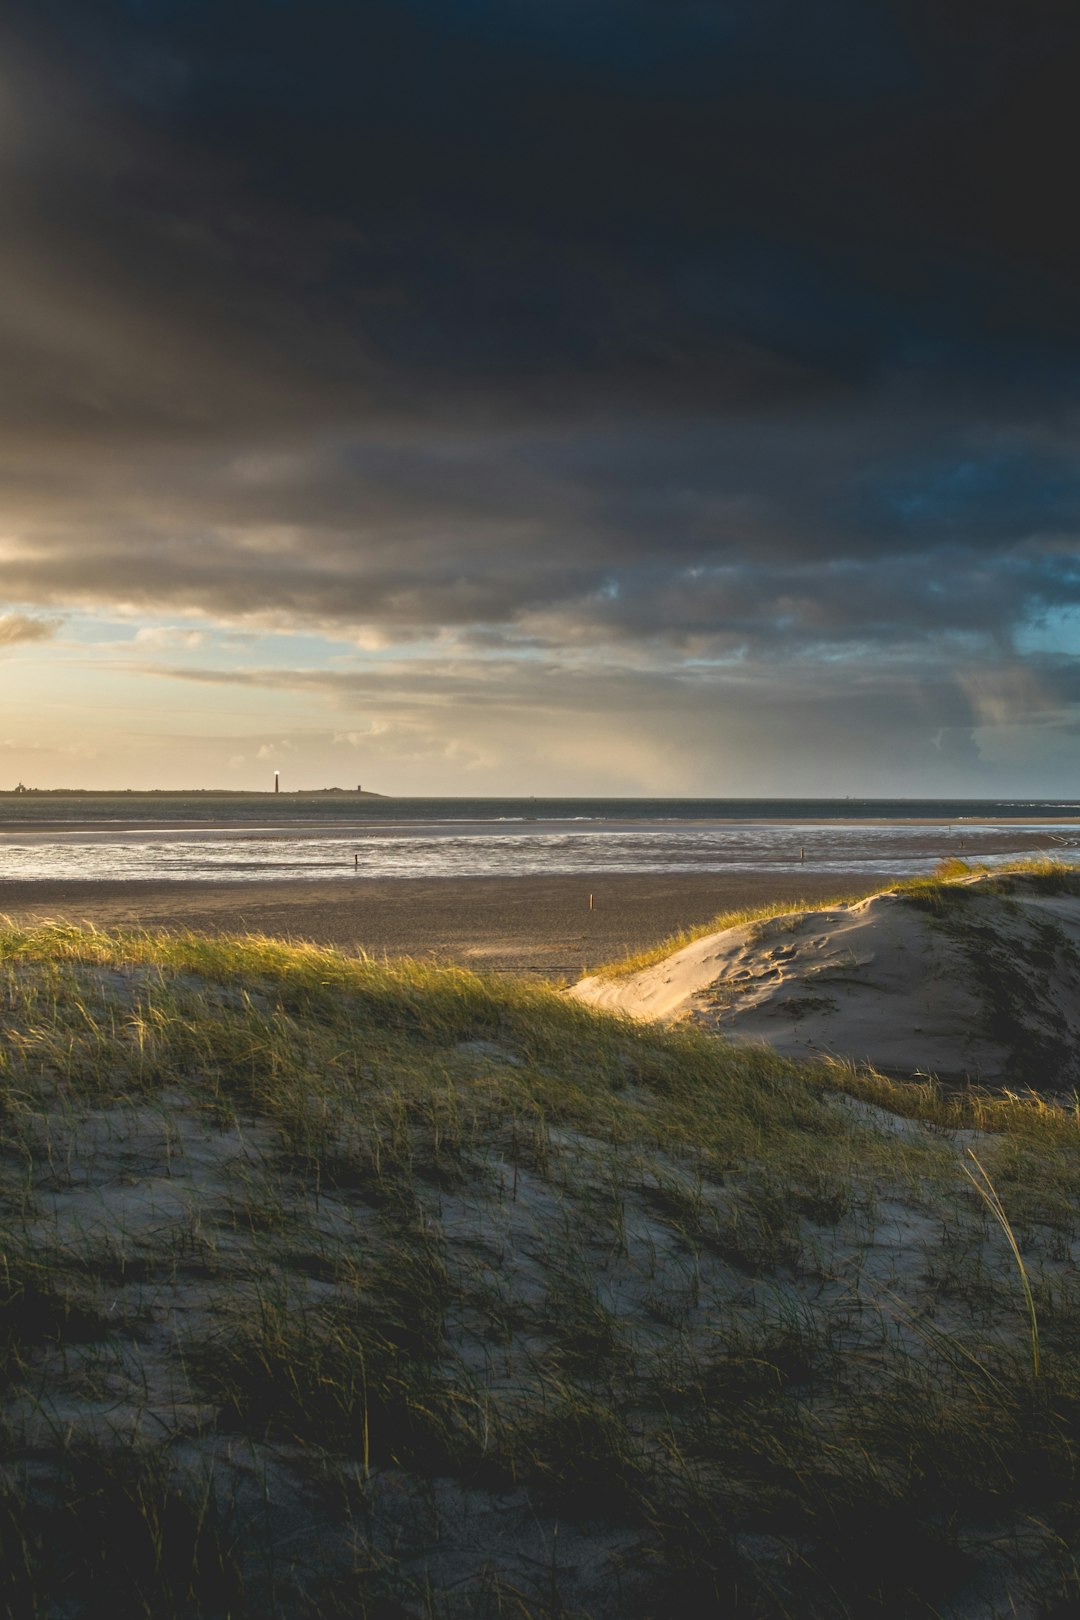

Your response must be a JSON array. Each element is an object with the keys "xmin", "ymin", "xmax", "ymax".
[{"xmin": 1, "ymin": 915, "xmax": 1080, "ymax": 1615}]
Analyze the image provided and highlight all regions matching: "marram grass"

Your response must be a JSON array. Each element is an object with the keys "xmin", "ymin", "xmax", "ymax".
[
  {"xmin": 0, "ymin": 914, "xmax": 1080, "ymax": 1616},
  {"xmin": 595, "ymin": 854, "xmax": 1078, "ymax": 978}
]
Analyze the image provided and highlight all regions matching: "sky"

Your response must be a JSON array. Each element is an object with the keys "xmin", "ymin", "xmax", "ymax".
[{"xmin": 2, "ymin": 1, "xmax": 1080, "ymax": 796}]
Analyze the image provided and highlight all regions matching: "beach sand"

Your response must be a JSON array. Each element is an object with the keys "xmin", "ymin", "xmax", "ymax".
[{"xmin": 0, "ymin": 870, "xmax": 887, "ymax": 980}]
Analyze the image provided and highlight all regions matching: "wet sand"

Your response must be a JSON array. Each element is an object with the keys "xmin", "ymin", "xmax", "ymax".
[{"xmin": 0, "ymin": 870, "xmax": 892, "ymax": 980}]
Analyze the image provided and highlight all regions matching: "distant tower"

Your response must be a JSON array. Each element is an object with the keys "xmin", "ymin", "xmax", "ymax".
[
  {"xmin": 274, "ymin": 771, "xmax": 280, "ymax": 794},
  {"xmin": 357, "ymin": 783, "xmax": 362, "ymax": 793}
]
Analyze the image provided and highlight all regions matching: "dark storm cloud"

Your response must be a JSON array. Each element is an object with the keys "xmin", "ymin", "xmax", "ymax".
[{"xmin": 3, "ymin": 0, "xmax": 1080, "ymax": 693}]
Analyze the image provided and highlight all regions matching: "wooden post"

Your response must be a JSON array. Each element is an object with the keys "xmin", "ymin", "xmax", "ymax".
[{"xmin": 589, "ymin": 893, "xmax": 594, "ymax": 911}]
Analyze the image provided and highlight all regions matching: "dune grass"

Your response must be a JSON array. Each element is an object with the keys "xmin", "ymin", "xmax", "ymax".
[
  {"xmin": 594, "ymin": 854, "xmax": 1077, "ymax": 979},
  {"xmin": 1, "ymin": 917, "xmax": 1080, "ymax": 1614}
]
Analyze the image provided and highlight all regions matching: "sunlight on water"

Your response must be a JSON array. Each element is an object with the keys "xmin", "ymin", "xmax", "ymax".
[{"xmin": 0, "ymin": 817, "xmax": 1074, "ymax": 883}]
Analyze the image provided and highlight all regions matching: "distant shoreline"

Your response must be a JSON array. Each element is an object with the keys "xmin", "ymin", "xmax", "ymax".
[
  {"xmin": 0, "ymin": 790, "xmax": 1078, "ymax": 804},
  {"xmin": 0, "ymin": 788, "xmax": 388, "ymax": 798}
]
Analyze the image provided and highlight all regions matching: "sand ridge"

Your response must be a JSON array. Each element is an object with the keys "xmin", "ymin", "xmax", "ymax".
[{"xmin": 571, "ymin": 873, "xmax": 1080, "ymax": 1087}]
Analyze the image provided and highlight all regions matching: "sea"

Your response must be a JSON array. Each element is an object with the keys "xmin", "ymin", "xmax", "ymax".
[{"xmin": 0, "ymin": 795, "xmax": 1078, "ymax": 884}]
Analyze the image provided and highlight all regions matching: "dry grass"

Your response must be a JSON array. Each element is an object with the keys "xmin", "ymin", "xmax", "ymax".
[{"xmin": 1, "ymin": 917, "xmax": 1079, "ymax": 1615}]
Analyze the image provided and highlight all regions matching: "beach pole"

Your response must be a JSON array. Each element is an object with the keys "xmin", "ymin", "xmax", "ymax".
[
  {"xmin": 354, "ymin": 853, "xmax": 358, "ymax": 870},
  {"xmin": 800, "ymin": 847, "xmax": 805, "ymax": 864},
  {"xmin": 589, "ymin": 893, "xmax": 594, "ymax": 911}
]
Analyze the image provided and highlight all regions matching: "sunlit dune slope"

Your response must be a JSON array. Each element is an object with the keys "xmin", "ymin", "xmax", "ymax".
[{"xmin": 572, "ymin": 864, "xmax": 1080, "ymax": 1088}]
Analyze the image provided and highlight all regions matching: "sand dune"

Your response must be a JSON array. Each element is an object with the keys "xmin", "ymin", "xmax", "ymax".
[
  {"xmin": 571, "ymin": 869, "xmax": 1080, "ymax": 1087},
  {"xmin": 6, "ymin": 906, "xmax": 1080, "ymax": 1612}
]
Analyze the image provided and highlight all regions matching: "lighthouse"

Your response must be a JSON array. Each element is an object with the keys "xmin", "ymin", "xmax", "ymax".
[{"xmin": 274, "ymin": 771, "xmax": 280, "ymax": 794}]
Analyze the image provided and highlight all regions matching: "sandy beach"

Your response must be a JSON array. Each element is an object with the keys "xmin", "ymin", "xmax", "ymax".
[{"xmin": 0, "ymin": 869, "xmax": 888, "ymax": 979}]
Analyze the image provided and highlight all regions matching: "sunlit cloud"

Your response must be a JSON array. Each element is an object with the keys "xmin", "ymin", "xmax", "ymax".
[
  {"xmin": 132, "ymin": 626, "xmax": 206, "ymax": 649},
  {"xmin": 0, "ymin": 612, "xmax": 60, "ymax": 646}
]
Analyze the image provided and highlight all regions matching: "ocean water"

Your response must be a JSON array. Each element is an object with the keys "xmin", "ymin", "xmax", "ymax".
[
  {"xmin": 0, "ymin": 796, "xmax": 1076, "ymax": 883},
  {"xmin": 2, "ymin": 794, "xmax": 1079, "ymax": 827}
]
